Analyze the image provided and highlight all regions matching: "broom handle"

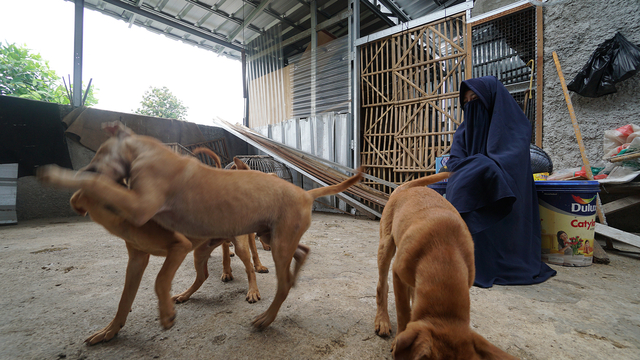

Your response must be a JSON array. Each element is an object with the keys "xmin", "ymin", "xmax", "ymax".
[{"xmin": 552, "ymin": 51, "xmax": 607, "ymax": 225}]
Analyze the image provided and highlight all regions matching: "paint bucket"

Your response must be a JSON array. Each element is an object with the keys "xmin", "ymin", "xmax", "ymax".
[
  {"xmin": 427, "ymin": 181, "xmax": 447, "ymax": 198},
  {"xmin": 535, "ymin": 181, "xmax": 600, "ymax": 267}
]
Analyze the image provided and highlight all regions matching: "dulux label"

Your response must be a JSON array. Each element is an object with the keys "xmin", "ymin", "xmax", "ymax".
[
  {"xmin": 538, "ymin": 192, "xmax": 598, "ymax": 217},
  {"xmin": 571, "ymin": 203, "xmax": 597, "ymax": 213},
  {"xmin": 570, "ymin": 194, "xmax": 597, "ymax": 214}
]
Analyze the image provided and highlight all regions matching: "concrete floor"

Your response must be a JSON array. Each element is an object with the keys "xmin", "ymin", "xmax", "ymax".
[{"xmin": 0, "ymin": 213, "xmax": 638, "ymax": 360}]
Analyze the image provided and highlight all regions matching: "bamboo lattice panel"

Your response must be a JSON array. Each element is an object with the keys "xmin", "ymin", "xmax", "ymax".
[{"xmin": 360, "ymin": 13, "xmax": 468, "ymax": 193}]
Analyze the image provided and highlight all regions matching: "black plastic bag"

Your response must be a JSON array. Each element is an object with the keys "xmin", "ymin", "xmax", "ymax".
[{"xmin": 567, "ymin": 32, "xmax": 640, "ymax": 98}]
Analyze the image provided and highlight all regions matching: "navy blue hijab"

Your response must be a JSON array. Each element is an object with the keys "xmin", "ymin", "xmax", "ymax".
[{"xmin": 446, "ymin": 76, "xmax": 556, "ymax": 287}]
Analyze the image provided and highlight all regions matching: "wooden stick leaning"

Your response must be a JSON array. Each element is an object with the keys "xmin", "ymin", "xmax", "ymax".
[
  {"xmin": 552, "ymin": 51, "xmax": 611, "ymax": 255},
  {"xmin": 609, "ymin": 151, "xmax": 640, "ymax": 163}
]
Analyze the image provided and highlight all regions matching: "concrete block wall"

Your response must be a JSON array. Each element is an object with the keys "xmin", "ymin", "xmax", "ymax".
[{"xmin": 542, "ymin": 0, "xmax": 640, "ymax": 170}]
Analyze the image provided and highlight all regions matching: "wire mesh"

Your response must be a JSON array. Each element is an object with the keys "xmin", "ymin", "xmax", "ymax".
[
  {"xmin": 471, "ymin": 7, "xmax": 538, "ymax": 143},
  {"xmin": 224, "ymin": 155, "xmax": 293, "ymax": 183}
]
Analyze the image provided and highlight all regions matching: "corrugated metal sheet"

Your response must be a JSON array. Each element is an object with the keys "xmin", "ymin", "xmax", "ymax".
[
  {"xmin": 256, "ymin": 113, "xmax": 352, "ymax": 168},
  {"xmin": 0, "ymin": 163, "xmax": 18, "ymax": 224},
  {"xmin": 290, "ymin": 36, "xmax": 350, "ymax": 118}
]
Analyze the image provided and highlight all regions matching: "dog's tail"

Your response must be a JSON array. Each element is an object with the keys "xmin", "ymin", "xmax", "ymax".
[
  {"xmin": 192, "ymin": 147, "xmax": 222, "ymax": 168},
  {"xmin": 306, "ymin": 167, "xmax": 364, "ymax": 199},
  {"xmin": 397, "ymin": 172, "xmax": 451, "ymax": 190}
]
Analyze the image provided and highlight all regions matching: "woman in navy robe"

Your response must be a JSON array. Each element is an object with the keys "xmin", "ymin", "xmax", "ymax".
[{"xmin": 446, "ymin": 76, "xmax": 556, "ymax": 288}]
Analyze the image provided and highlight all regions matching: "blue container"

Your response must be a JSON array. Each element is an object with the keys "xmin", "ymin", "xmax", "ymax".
[
  {"xmin": 427, "ymin": 181, "xmax": 448, "ymax": 198},
  {"xmin": 535, "ymin": 181, "xmax": 600, "ymax": 267}
]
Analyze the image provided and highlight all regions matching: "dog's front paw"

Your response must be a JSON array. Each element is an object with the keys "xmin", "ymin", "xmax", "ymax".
[
  {"xmin": 251, "ymin": 310, "xmax": 276, "ymax": 330},
  {"xmin": 255, "ymin": 265, "xmax": 269, "ymax": 273},
  {"xmin": 220, "ymin": 272, "xmax": 234, "ymax": 282},
  {"xmin": 36, "ymin": 165, "xmax": 60, "ymax": 185},
  {"xmin": 375, "ymin": 317, "xmax": 392, "ymax": 337},
  {"xmin": 172, "ymin": 292, "xmax": 191, "ymax": 304},
  {"xmin": 36, "ymin": 164, "xmax": 79, "ymax": 188},
  {"xmin": 159, "ymin": 306, "xmax": 177, "ymax": 330},
  {"xmin": 246, "ymin": 289, "xmax": 261, "ymax": 303},
  {"xmin": 261, "ymin": 244, "xmax": 271, "ymax": 251},
  {"xmin": 85, "ymin": 321, "xmax": 123, "ymax": 345}
]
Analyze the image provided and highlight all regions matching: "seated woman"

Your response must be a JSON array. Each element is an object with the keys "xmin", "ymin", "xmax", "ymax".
[{"xmin": 445, "ymin": 76, "xmax": 556, "ymax": 288}]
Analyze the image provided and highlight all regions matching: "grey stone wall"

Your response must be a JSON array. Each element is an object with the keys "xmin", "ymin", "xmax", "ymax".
[{"xmin": 542, "ymin": 0, "xmax": 640, "ymax": 170}]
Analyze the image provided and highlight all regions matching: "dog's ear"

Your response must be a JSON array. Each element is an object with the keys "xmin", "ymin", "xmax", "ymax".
[
  {"xmin": 472, "ymin": 331, "xmax": 517, "ymax": 360},
  {"xmin": 102, "ymin": 121, "xmax": 134, "ymax": 139},
  {"xmin": 233, "ymin": 157, "xmax": 249, "ymax": 170},
  {"xmin": 392, "ymin": 324, "xmax": 433, "ymax": 360}
]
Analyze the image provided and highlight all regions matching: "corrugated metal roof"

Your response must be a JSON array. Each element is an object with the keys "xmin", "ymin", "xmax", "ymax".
[{"xmin": 70, "ymin": 0, "xmax": 465, "ymax": 61}]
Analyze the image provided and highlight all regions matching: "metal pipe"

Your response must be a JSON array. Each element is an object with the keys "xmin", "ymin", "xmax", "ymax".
[{"xmin": 73, "ymin": 0, "xmax": 84, "ymax": 107}]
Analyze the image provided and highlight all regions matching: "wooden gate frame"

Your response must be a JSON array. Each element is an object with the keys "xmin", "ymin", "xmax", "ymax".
[{"xmin": 360, "ymin": 12, "xmax": 470, "ymax": 191}]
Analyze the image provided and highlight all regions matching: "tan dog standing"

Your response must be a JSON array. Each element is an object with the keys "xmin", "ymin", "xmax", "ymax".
[
  {"xmin": 220, "ymin": 157, "xmax": 270, "ymax": 274},
  {"xmin": 38, "ymin": 122, "xmax": 363, "ymax": 329},
  {"xmin": 228, "ymin": 158, "xmax": 273, "ymax": 251},
  {"xmin": 71, "ymin": 149, "xmax": 260, "ymax": 345},
  {"xmin": 374, "ymin": 173, "xmax": 517, "ymax": 359},
  {"xmin": 170, "ymin": 149, "xmax": 263, "ymax": 301}
]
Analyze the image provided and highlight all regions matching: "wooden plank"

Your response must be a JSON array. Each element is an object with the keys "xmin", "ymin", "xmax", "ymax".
[
  {"xmin": 600, "ymin": 183, "xmax": 640, "ymax": 194},
  {"xmin": 595, "ymin": 223, "xmax": 640, "ymax": 249},
  {"xmin": 592, "ymin": 239, "xmax": 610, "ymax": 264},
  {"xmin": 535, "ymin": 4, "xmax": 543, "ymax": 148},
  {"xmin": 468, "ymin": 2, "xmax": 533, "ymax": 25},
  {"xmin": 601, "ymin": 195, "xmax": 640, "ymax": 215}
]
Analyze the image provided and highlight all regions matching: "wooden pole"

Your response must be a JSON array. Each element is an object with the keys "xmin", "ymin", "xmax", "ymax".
[
  {"xmin": 552, "ymin": 51, "xmax": 608, "ymax": 227},
  {"xmin": 535, "ymin": 5, "xmax": 544, "ymax": 147}
]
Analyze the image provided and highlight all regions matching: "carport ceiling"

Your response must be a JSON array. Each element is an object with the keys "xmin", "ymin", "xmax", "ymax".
[{"xmin": 72, "ymin": 0, "xmax": 465, "ymax": 61}]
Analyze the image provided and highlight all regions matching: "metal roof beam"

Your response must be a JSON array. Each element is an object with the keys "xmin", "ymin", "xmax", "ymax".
[
  {"xmin": 100, "ymin": 0, "xmax": 244, "ymax": 52},
  {"xmin": 228, "ymin": 0, "xmax": 273, "ymax": 43},
  {"xmin": 294, "ymin": 0, "xmax": 333, "ymax": 20},
  {"xmin": 185, "ymin": 0, "xmax": 262, "ymax": 34},
  {"xmin": 249, "ymin": 8, "xmax": 351, "ymax": 61},
  {"xmin": 360, "ymin": 0, "xmax": 396, "ymax": 27},
  {"xmin": 260, "ymin": 3, "xmax": 305, "ymax": 37},
  {"xmin": 127, "ymin": 0, "xmax": 143, "ymax": 27},
  {"xmin": 240, "ymin": 0, "xmax": 307, "ymax": 33},
  {"xmin": 376, "ymin": 0, "xmax": 410, "ymax": 22},
  {"xmin": 280, "ymin": 0, "xmax": 340, "ymax": 37}
]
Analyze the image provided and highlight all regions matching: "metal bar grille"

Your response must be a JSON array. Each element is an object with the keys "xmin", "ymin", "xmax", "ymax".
[
  {"xmin": 167, "ymin": 138, "xmax": 231, "ymax": 168},
  {"xmin": 471, "ymin": 6, "xmax": 538, "ymax": 143}
]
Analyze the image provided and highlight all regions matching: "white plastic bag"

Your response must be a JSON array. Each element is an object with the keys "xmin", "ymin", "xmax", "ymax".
[{"xmin": 603, "ymin": 124, "xmax": 640, "ymax": 158}]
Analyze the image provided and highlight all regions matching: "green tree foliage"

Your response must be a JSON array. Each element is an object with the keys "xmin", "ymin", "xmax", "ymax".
[
  {"xmin": 134, "ymin": 86, "xmax": 189, "ymax": 120},
  {"xmin": 0, "ymin": 42, "xmax": 98, "ymax": 106}
]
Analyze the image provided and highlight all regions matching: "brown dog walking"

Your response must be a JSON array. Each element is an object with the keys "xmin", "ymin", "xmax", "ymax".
[
  {"xmin": 38, "ymin": 121, "xmax": 363, "ymax": 329},
  {"xmin": 374, "ymin": 173, "xmax": 517, "ymax": 359},
  {"xmin": 70, "ymin": 148, "xmax": 261, "ymax": 344}
]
